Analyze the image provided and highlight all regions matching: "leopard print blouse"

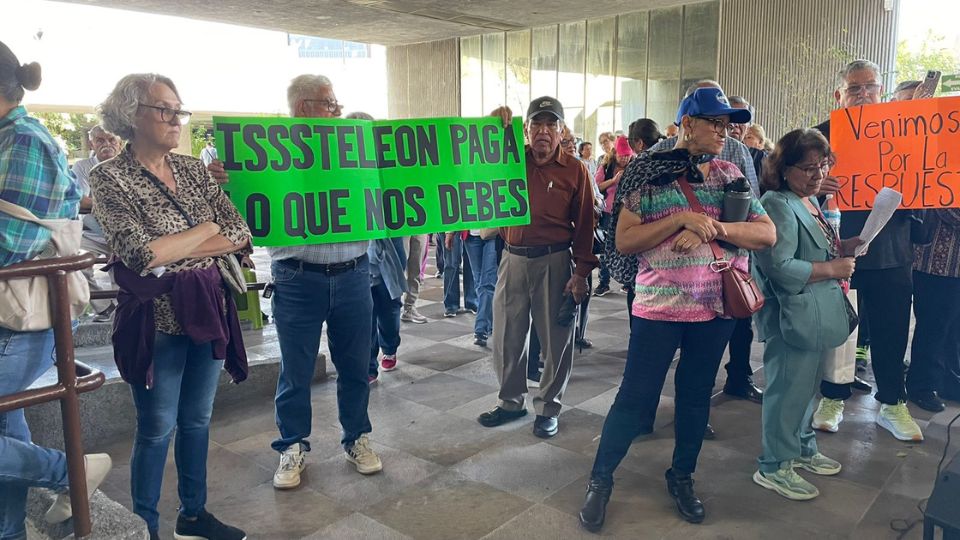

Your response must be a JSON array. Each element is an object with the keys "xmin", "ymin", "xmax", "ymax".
[{"xmin": 90, "ymin": 145, "xmax": 251, "ymax": 334}]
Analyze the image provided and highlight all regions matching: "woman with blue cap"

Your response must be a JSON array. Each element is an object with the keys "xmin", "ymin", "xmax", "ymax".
[{"xmin": 578, "ymin": 88, "xmax": 776, "ymax": 531}]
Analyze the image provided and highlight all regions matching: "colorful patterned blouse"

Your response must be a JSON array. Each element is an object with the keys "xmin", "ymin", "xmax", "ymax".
[
  {"xmin": 624, "ymin": 159, "xmax": 766, "ymax": 322},
  {"xmin": 914, "ymin": 209, "xmax": 960, "ymax": 278}
]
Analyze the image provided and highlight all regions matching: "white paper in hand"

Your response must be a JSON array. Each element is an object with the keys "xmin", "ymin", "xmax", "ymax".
[{"xmin": 856, "ymin": 187, "xmax": 902, "ymax": 256}]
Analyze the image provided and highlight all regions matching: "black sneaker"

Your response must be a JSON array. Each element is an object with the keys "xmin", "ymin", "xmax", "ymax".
[
  {"xmin": 174, "ymin": 510, "xmax": 246, "ymax": 540},
  {"xmin": 594, "ymin": 285, "xmax": 611, "ymax": 297},
  {"xmin": 474, "ymin": 334, "xmax": 488, "ymax": 347}
]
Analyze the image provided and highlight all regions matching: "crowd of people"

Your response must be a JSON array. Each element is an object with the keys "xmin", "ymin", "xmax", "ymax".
[{"xmin": 2, "ymin": 33, "xmax": 959, "ymax": 540}]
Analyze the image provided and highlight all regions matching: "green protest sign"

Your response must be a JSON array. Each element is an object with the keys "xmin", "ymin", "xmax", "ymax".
[
  {"xmin": 943, "ymin": 73, "xmax": 960, "ymax": 94},
  {"xmin": 213, "ymin": 116, "xmax": 529, "ymax": 246}
]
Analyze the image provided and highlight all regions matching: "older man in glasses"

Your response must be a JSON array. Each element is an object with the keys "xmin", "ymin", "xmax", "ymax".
[
  {"xmin": 210, "ymin": 75, "xmax": 382, "ymax": 490},
  {"xmin": 809, "ymin": 59, "xmax": 924, "ymax": 443}
]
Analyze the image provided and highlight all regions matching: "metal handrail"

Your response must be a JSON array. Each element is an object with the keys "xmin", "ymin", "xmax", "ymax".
[{"xmin": 0, "ymin": 252, "xmax": 104, "ymax": 537}]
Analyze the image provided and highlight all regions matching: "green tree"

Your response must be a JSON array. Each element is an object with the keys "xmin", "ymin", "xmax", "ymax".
[
  {"xmin": 33, "ymin": 112, "xmax": 98, "ymax": 158},
  {"xmin": 895, "ymin": 30, "xmax": 960, "ymax": 92}
]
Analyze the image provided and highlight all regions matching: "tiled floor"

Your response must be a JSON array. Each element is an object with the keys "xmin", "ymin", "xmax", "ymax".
[{"xmin": 85, "ymin": 247, "xmax": 958, "ymax": 539}]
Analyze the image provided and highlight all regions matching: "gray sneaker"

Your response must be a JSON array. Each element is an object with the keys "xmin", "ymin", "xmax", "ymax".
[
  {"xmin": 752, "ymin": 468, "xmax": 819, "ymax": 500},
  {"xmin": 401, "ymin": 307, "xmax": 428, "ymax": 324},
  {"xmin": 793, "ymin": 453, "xmax": 841, "ymax": 476}
]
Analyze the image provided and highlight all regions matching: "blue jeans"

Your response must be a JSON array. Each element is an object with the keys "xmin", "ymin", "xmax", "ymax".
[
  {"xmin": 464, "ymin": 235, "xmax": 498, "ymax": 337},
  {"xmin": 443, "ymin": 235, "xmax": 477, "ymax": 313},
  {"xmin": 130, "ymin": 333, "xmax": 222, "ymax": 533},
  {"xmin": 591, "ymin": 316, "xmax": 735, "ymax": 481},
  {"xmin": 272, "ymin": 258, "xmax": 373, "ymax": 451},
  {"xmin": 369, "ymin": 282, "xmax": 402, "ymax": 376},
  {"xmin": 0, "ymin": 328, "xmax": 68, "ymax": 540}
]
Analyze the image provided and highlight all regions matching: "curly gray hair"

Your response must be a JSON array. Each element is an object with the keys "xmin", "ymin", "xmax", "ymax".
[{"xmin": 99, "ymin": 73, "xmax": 181, "ymax": 140}]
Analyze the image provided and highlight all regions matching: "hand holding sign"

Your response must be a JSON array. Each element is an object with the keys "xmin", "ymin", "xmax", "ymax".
[
  {"xmin": 830, "ymin": 96, "xmax": 960, "ymax": 210},
  {"xmin": 214, "ymin": 116, "xmax": 531, "ymax": 246}
]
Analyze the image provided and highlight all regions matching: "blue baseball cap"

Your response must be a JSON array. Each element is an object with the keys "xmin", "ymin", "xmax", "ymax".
[{"xmin": 675, "ymin": 87, "xmax": 752, "ymax": 125}]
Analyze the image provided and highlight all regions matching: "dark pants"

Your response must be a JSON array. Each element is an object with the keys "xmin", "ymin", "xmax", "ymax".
[
  {"xmin": 907, "ymin": 271, "xmax": 960, "ymax": 399},
  {"xmin": 856, "ymin": 293, "xmax": 870, "ymax": 348},
  {"xmin": 724, "ymin": 317, "xmax": 755, "ymax": 386},
  {"xmin": 272, "ymin": 258, "xmax": 373, "ymax": 450},
  {"xmin": 820, "ymin": 265, "xmax": 912, "ymax": 404},
  {"xmin": 590, "ymin": 316, "xmax": 736, "ymax": 481},
  {"xmin": 369, "ymin": 281, "xmax": 402, "ymax": 376}
]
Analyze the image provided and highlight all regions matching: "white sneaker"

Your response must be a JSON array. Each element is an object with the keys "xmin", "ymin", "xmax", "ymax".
[
  {"xmin": 793, "ymin": 452, "xmax": 842, "ymax": 476},
  {"xmin": 345, "ymin": 434, "xmax": 382, "ymax": 475},
  {"xmin": 45, "ymin": 453, "xmax": 112, "ymax": 523},
  {"xmin": 812, "ymin": 398, "xmax": 844, "ymax": 433},
  {"xmin": 273, "ymin": 443, "xmax": 306, "ymax": 489},
  {"xmin": 877, "ymin": 402, "xmax": 924, "ymax": 442}
]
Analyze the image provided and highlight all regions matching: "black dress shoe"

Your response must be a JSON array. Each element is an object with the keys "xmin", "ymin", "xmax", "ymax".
[
  {"xmin": 722, "ymin": 381, "xmax": 763, "ymax": 404},
  {"xmin": 665, "ymin": 468, "xmax": 705, "ymax": 524},
  {"xmin": 533, "ymin": 415, "xmax": 559, "ymax": 438},
  {"xmin": 576, "ymin": 338, "xmax": 593, "ymax": 349},
  {"xmin": 703, "ymin": 424, "xmax": 716, "ymax": 440},
  {"xmin": 478, "ymin": 407, "xmax": 527, "ymax": 427},
  {"xmin": 851, "ymin": 376, "xmax": 873, "ymax": 393},
  {"xmin": 909, "ymin": 391, "xmax": 946, "ymax": 413},
  {"xmin": 578, "ymin": 477, "xmax": 613, "ymax": 533}
]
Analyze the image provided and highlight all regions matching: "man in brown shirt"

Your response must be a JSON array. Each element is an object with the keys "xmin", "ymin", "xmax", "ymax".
[{"xmin": 478, "ymin": 96, "xmax": 598, "ymax": 438}]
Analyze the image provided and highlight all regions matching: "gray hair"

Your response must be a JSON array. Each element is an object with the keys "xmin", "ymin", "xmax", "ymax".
[
  {"xmin": 87, "ymin": 124, "xmax": 110, "ymax": 141},
  {"xmin": 99, "ymin": 73, "xmax": 180, "ymax": 140},
  {"xmin": 836, "ymin": 59, "xmax": 880, "ymax": 89},
  {"xmin": 727, "ymin": 95, "xmax": 756, "ymax": 122},
  {"xmin": 893, "ymin": 80, "xmax": 921, "ymax": 94},
  {"xmin": 287, "ymin": 74, "xmax": 333, "ymax": 113},
  {"xmin": 345, "ymin": 111, "xmax": 374, "ymax": 120},
  {"xmin": 684, "ymin": 79, "xmax": 721, "ymax": 98}
]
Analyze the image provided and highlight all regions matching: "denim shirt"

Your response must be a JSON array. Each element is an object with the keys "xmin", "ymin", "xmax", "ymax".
[{"xmin": 368, "ymin": 237, "xmax": 407, "ymax": 300}]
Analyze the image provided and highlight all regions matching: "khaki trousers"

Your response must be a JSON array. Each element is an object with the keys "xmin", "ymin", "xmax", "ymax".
[
  {"xmin": 402, "ymin": 234, "xmax": 427, "ymax": 309},
  {"xmin": 492, "ymin": 249, "xmax": 574, "ymax": 417}
]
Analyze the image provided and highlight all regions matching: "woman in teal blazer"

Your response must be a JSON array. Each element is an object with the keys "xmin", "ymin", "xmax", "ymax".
[{"xmin": 751, "ymin": 129, "xmax": 862, "ymax": 501}]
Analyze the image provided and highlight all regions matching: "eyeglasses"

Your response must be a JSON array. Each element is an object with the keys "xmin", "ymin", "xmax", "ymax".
[
  {"xmin": 697, "ymin": 117, "xmax": 733, "ymax": 136},
  {"xmin": 790, "ymin": 160, "xmax": 832, "ymax": 178},
  {"xmin": 560, "ymin": 138, "xmax": 575, "ymax": 147},
  {"xmin": 138, "ymin": 103, "xmax": 192, "ymax": 125},
  {"xmin": 842, "ymin": 83, "xmax": 882, "ymax": 96},
  {"xmin": 303, "ymin": 99, "xmax": 343, "ymax": 112}
]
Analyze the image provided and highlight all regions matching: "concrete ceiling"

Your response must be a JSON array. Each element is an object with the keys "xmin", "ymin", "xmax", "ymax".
[{"xmin": 57, "ymin": 0, "xmax": 695, "ymax": 46}]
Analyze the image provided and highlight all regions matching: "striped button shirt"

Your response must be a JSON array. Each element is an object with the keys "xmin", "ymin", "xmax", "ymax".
[{"xmin": 0, "ymin": 106, "xmax": 81, "ymax": 267}]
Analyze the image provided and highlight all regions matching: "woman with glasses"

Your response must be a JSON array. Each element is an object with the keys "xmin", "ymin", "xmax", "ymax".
[
  {"xmin": 91, "ymin": 74, "xmax": 251, "ymax": 540},
  {"xmin": 750, "ymin": 128, "xmax": 862, "ymax": 500},
  {"xmin": 579, "ymin": 88, "xmax": 775, "ymax": 530}
]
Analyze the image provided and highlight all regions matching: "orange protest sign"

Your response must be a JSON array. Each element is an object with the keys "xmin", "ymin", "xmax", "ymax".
[{"xmin": 830, "ymin": 96, "xmax": 960, "ymax": 210}]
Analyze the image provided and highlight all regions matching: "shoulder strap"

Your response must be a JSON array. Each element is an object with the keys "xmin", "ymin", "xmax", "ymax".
[
  {"xmin": 676, "ymin": 176, "xmax": 726, "ymax": 263},
  {"xmin": 141, "ymin": 167, "xmax": 197, "ymax": 227},
  {"xmin": 0, "ymin": 198, "xmax": 47, "ymax": 228}
]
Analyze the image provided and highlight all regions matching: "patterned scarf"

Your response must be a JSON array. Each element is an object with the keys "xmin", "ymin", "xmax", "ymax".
[{"xmin": 602, "ymin": 148, "xmax": 715, "ymax": 285}]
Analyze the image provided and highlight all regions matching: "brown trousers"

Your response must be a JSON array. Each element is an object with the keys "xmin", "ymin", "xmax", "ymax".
[{"xmin": 492, "ymin": 250, "xmax": 575, "ymax": 417}]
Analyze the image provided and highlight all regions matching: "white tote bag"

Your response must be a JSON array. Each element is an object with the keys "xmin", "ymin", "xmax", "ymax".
[
  {"xmin": 821, "ymin": 291, "xmax": 858, "ymax": 384},
  {"xmin": 0, "ymin": 199, "xmax": 90, "ymax": 331}
]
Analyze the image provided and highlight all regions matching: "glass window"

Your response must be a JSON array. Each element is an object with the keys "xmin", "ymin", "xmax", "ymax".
[
  {"xmin": 616, "ymin": 11, "xmax": 649, "ymax": 133},
  {"xmin": 482, "ymin": 33, "xmax": 506, "ymax": 114},
  {"xmin": 530, "ymin": 25, "xmax": 558, "ymax": 100},
  {"xmin": 460, "ymin": 35, "xmax": 483, "ymax": 116},
  {"xmin": 647, "ymin": 6, "xmax": 683, "ymax": 128},
  {"xmin": 584, "ymin": 17, "xmax": 616, "ymax": 147},
  {"xmin": 506, "ymin": 30, "xmax": 531, "ymax": 118},
  {"xmin": 558, "ymin": 21, "xmax": 586, "ymax": 137}
]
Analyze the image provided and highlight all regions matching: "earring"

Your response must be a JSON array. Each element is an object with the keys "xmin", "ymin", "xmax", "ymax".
[{"xmin": 683, "ymin": 133, "xmax": 691, "ymax": 142}]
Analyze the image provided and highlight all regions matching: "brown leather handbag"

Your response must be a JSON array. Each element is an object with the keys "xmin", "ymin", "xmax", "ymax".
[{"xmin": 677, "ymin": 177, "xmax": 764, "ymax": 319}]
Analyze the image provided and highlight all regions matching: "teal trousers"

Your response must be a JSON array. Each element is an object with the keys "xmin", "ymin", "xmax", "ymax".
[{"xmin": 758, "ymin": 334, "xmax": 821, "ymax": 473}]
